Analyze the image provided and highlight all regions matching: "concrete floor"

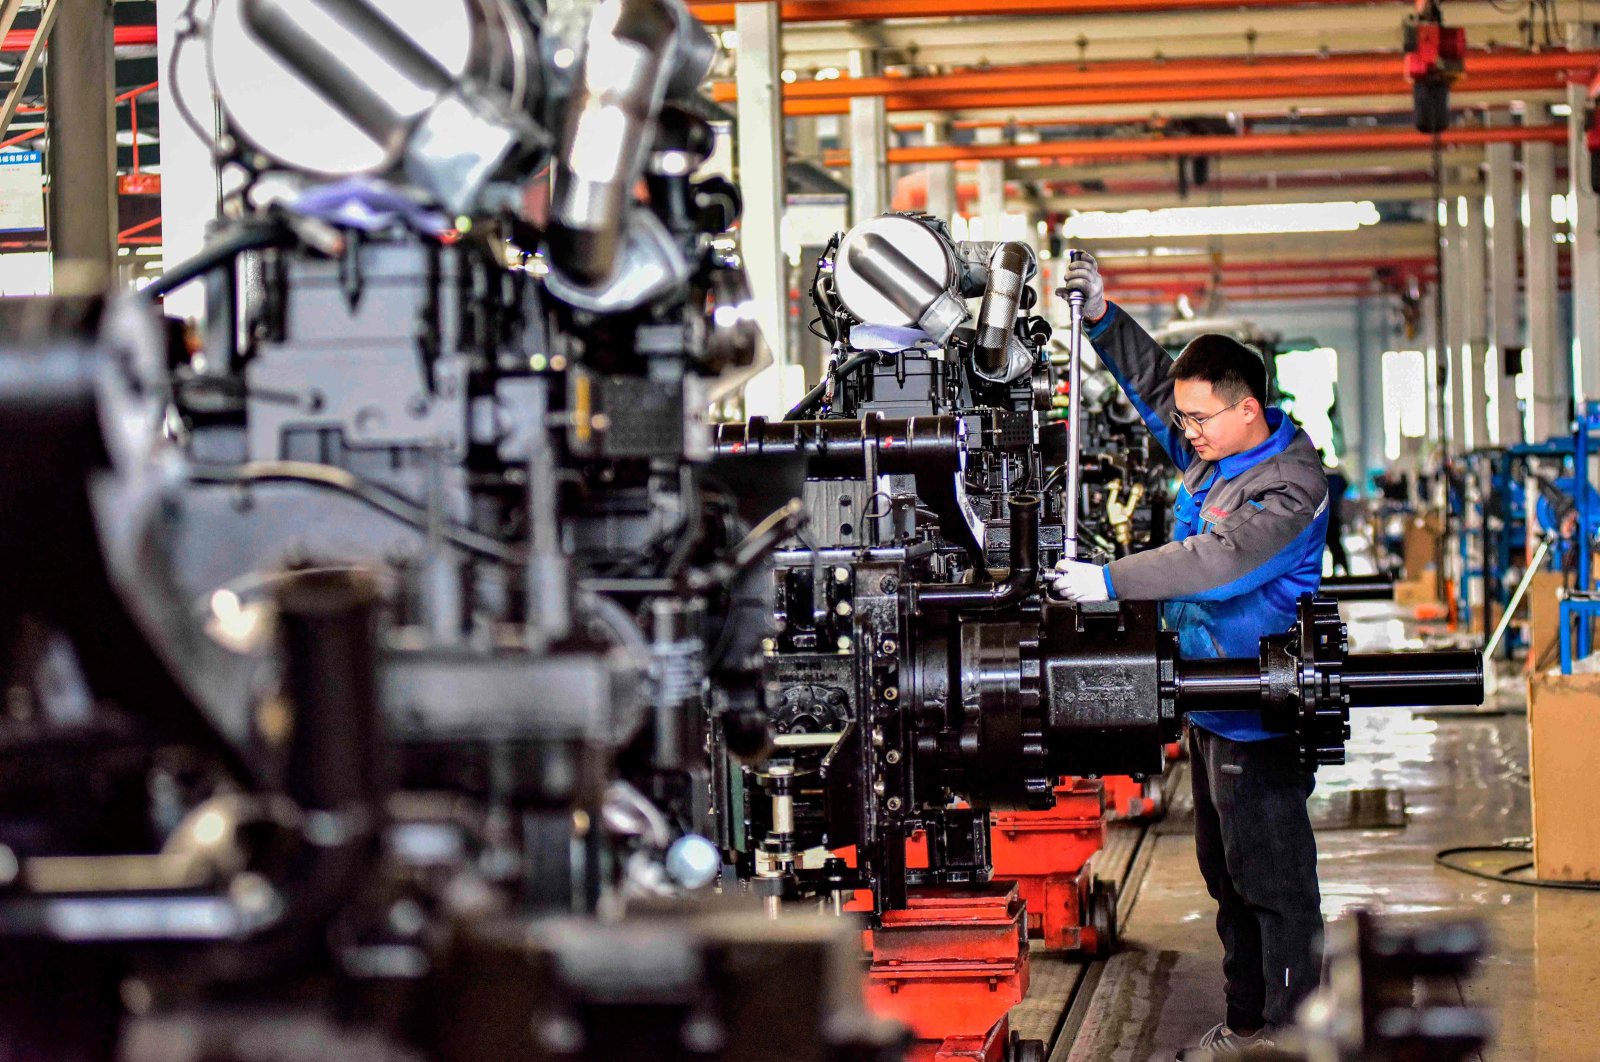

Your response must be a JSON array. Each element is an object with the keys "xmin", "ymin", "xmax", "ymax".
[{"xmin": 1048, "ymin": 603, "xmax": 1600, "ymax": 1061}]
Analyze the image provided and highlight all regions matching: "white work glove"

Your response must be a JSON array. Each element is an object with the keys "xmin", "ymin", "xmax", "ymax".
[
  {"xmin": 1050, "ymin": 557, "xmax": 1110, "ymax": 603},
  {"xmin": 1053, "ymin": 250, "xmax": 1107, "ymax": 324}
]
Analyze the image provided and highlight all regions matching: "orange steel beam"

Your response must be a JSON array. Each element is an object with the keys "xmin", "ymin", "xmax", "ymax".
[
  {"xmin": 1101, "ymin": 255, "xmax": 1437, "ymax": 275},
  {"xmin": 687, "ymin": 0, "xmax": 1401, "ymax": 25},
  {"xmin": 825, "ymin": 123, "xmax": 1568, "ymax": 166},
  {"xmin": 1117, "ymin": 288, "xmax": 1404, "ymax": 302},
  {"xmin": 782, "ymin": 71, "xmax": 1570, "ymax": 116},
  {"xmin": 1103, "ymin": 265, "xmax": 1437, "ymax": 282},
  {"xmin": 710, "ymin": 50, "xmax": 1600, "ymax": 103}
]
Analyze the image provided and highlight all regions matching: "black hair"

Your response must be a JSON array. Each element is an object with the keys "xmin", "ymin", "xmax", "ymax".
[{"xmin": 1169, "ymin": 334, "xmax": 1267, "ymax": 406}]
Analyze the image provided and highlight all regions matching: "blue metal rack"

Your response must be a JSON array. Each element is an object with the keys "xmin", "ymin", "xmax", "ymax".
[{"xmin": 1557, "ymin": 402, "xmax": 1600, "ymax": 673}]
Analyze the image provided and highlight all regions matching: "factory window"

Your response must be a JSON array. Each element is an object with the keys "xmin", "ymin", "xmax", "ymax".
[
  {"xmin": 0, "ymin": 251, "xmax": 49, "ymax": 296},
  {"xmin": 1275, "ymin": 346, "xmax": 1341, "ymax": 465},
  {"xmin": 1381, "ymin": 350, "xmax": 1428, "ymax": 461}
]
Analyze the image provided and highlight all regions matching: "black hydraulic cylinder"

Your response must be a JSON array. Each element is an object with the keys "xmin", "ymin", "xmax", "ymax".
[
  {"xmin": 1340, "ymin": 650, "xmax": 1484, "ymax": 707},
  {"xmin": 1320, "ymin": 574, "xmax": 1396, "ymax": 601},
  {"xmin": 1173, "ymin": 649, "xmax": 1485, "ymax": 710},
  {"xmin": 276, "ymin": 568, "xmax": 385, "ymax": 811},
  {"xmin": 711, "ymin": 415, "xmax": 964, "ymax": 478}
]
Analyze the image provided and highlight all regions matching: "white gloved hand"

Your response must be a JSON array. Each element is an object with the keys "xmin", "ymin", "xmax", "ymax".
[
  {"xmin": 1050, "ymin": 558, "xmax": 1110, "ymax": 603},
  {"xmin": 1053, "ymin": 250, "xmax": 1107, "ymax": 324}
]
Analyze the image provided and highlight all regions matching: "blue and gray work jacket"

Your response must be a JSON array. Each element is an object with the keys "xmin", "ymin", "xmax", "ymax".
[{"xmin": 1087, "ymin": 304, "xmax": 1329, "ymax": 742}]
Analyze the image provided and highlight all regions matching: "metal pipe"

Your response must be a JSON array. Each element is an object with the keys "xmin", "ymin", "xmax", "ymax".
[
  {"xmin": 1063, "ymin": 261, "xmax": 1086, "ymax": 560},
  {"xmin": 1320, "ymin": 574, "xmax": 1397, "ymax": 600},
  {"xmin": 1485, "ymin": 536, "xmax": 1552, "ymax": 657},
  {"xmin": 239, "ymin": 0, "xmax": 528, "ymax": 214},
  {"xmin": 241, "ymin": 0, "xmax": 453, "ymax": 148},
  {"xmin": 843, "ymin": 233, "xmax": 969, "ymax": 344},
  {"xmin": 711, "ymin": 415, "xmax": 965, "ymax": 478},
  {"xmin": 1340, "ymin": 651, "xmax": 1485, "ymax": 708},
  {"xmin": 274, "ymin": 569, "xmax": 384, "ymax": 812},
  {"xmin": 550, "ymin": 0, "xmax": 682, "ymax": 286},
  {"xmin": 972, "ymin": 241, "xmax": 1037, "ymax": 384},
  {"xmin": 1173, "ymin": 648, "xmax": 1486, "ymax": 710},
  {"xmin": 915, "ymin": 494, "xmax": 1039, "ymax": 610}
]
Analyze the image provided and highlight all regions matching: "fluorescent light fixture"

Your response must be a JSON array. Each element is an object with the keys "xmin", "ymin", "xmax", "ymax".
[
  {"xmin": 1553, "ymin": 102, "xmax": 1573, "ymax": 117},
  {"xmin": 1060, "ymin": 201, "xmax": 1381, "ymax": 239}
]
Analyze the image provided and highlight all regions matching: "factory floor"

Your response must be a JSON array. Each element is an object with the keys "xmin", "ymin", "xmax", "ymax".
[{"xmin": 1034, "ymin": 601, "xmax": 1600, "ymax": 1062}]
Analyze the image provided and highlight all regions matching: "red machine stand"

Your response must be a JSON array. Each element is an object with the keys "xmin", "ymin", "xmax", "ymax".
[
  {"xmin": 865, "ymin": 884, "xmax": 1042, "ymax": 1062},
  {"xmin": 1101, "ymin": 773, "xmax": 1162, "ymax": 820},
  {"xmin": 990, "ymin": 779, "xmax": 1116, "ymax": 955}
]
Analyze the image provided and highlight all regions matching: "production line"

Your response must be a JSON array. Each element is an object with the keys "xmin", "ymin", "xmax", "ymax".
[{"xmin": 3, "ymin": 0, "xmax": 1598, "ymax": 1059}]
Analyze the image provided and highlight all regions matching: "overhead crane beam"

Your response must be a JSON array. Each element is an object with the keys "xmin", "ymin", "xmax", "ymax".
[
  {"xmin": 756, "ymin": 2, "xmax": 1591, "ymax": 67},
  {"xmin": 897, "ymin": 88, "xmax": 1565, "ymax": 125},
  {"xmin": 732, "ymin": 72, "xmax": 1589, "ymax": 117},
  {"xmin": 1101, "ymin": 257, "xmax": 1437, "ymax": 277},
  {"xmin": 824, "ymin": 123, "xmax": 1567, "ymax": 166},
  {"xmin": 688, "ymin": 0, "xmax": 1404, "ymax": 24},
  {"xmin": 1040, "ymin": 182, "xmax": 1474, "ymax": 211},
  {"xmin": 1013, "ymin": 151, "xmax": 1485, "ymax": 184},
  {"xmin": 710, "ymin": 50, "xmax": 1600, "ymax": 103}
]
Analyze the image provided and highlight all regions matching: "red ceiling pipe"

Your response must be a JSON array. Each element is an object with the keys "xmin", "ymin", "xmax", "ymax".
[
  {"xmin": 828, "ymin": 123, "xmax": 1569, "ymax": 167},
  {"xmin": 2, "ymin": 24, "xmax": 155, "ymax": 51},
  {"xmin": 687, "ymin": 0, "xmax": 1404, "ymax": 25},
  {"xmin": 789, "ymin": 71, "xmax": 1571, "ymax": 117},
  {"xmin": 710, "ymin": 49, "xmax": 1600, "ymax": 103},
  {"xmin": 1118, "ymin": 288, "xmax": 1407, "ymax": 302},
  {"xmin": 1102, "ymin": 256, "xmax": 1439, "ymax": 274},
  {"xmin": 1103, "ymin": 268, "xmax": 1439, "ymax": 285}
]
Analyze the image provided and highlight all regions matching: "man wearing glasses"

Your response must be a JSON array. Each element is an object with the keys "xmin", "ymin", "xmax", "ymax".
[{"xmin": 1052, "ymin": 252, "xmax": 1329, "ymax": 1061}]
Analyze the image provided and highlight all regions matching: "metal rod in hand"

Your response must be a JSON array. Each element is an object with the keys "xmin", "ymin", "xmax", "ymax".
[
  {"xmin": 1063, "ymin": 285, "xmax": 1085, "ymax": 560},
  {"xmin": 1485, "ymin": 536, "xmax": 1552, "ymax": 658}
]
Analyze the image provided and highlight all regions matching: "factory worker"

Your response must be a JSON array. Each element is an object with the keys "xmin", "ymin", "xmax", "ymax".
[{"xmin": 1053, "ymin": 252, "xmax": 1329, "ymax": 1061}]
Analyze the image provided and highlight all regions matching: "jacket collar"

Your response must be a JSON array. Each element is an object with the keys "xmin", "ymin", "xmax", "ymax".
[{"xmin": 1216, "ymin": 408, "xmax": 1295, "ymax": 480}]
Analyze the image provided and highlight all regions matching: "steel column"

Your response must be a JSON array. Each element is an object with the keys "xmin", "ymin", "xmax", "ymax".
[
  {"xmin": 923, "ymin": 119, "xmax": 956, "ymax": 222},
  {"xmin": 1525, "ymin": 106, "xmax": 1567, "ymax": 440},
  {"xmin": 1445, "ymin": 192, "xmax": 1469, "ymax": 454},
  {"xmin": 1485, "ymin": 120, "xmax": 1522, "ymax": 444},
  {"xmin": 1462, "ymin": 188, "xmax": 1490, "ymax": 450},
  {"xmin": 976, "ymin": 127, "xmax": 1005, "ymax": 241},
  {"xmin": 735, "ymin": 2, "xmax": 790, "ymax": 378},
  {"xmin": 1422, "ymin": 288, "xmax": 1441, "ymax": 447},
  {"xmin": 848, "ymin": 49, "xmax": 886, "ymax": 223},
  {"xmin": 1569, "ymin": 77, "xmax": 1600, "ymax": 400},
  {"xmin": 46, "ymin": 0, "xmax": 116, "ymax": 290},
  {"xmin": 1357, "ymin": 294, "xmax": 1385, "ymax": 484}
]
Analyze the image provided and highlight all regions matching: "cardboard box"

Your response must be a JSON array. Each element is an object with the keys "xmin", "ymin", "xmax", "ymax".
[
  {"xmin": 1529, "ymin": 670, "xmax": 1600, "ymax": 881},
  {"xmin": 1525, "ymin": 570, "xmax": 1569, "ymax": 675},
  {"xmin": 1402, "ymin": 515, "xmax": 1443, "ymax": 579},
  {"xmin": 1393, "ymin": 571, "xmax": 1440, "ymax": 608}
]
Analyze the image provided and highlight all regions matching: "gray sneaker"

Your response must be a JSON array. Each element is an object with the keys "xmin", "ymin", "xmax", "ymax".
[{"xmin": 1175, "ymin": 1022, "xmax": 1276, "ymax": 1060}]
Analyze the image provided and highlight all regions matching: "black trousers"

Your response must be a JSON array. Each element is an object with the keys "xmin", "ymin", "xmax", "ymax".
[
  {"xmin": 1189, "ymin": 727, "xmax": 1323, "ymax": 1030},
  {"xmin": 1324, "ymin": 517, "xmax": 1350, "ymax": 575}
]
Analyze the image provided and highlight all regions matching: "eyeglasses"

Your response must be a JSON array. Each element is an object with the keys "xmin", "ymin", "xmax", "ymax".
[{"xmin": 1169, "ymin": 398, "xmax": 1244, "ymax": 436}]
